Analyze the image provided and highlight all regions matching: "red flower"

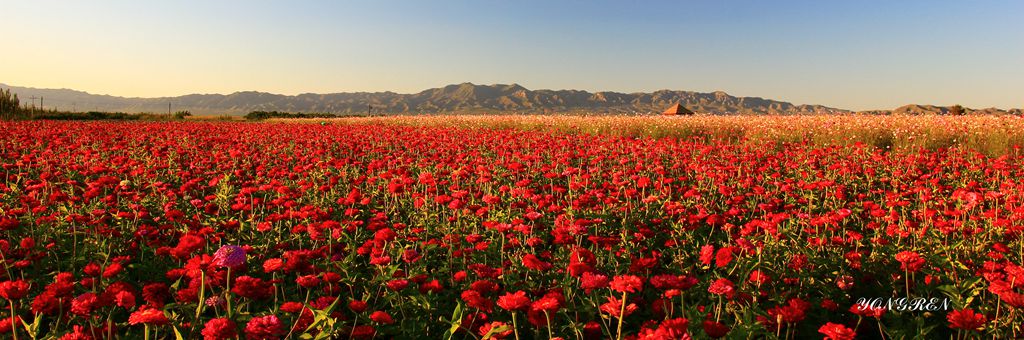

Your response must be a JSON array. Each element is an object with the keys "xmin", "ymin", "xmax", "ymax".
[
  {"xmin": 142, "ymin": 283, "xmax": 169, "ymax": 307},
  {"xmin": 599, "ymin": 296, "xmax": 637, "ymax": 318},
  {"xmin": 699, "ymin": 245, "xmax": 715, "ymax": 266},
  {"xmin": 470, "ymin": 280, "xmax": 499, "ymax": 294},
  {"xmin": 31, "ymin": 291, "xmax": 61, "ymax": 315},
  {"xmin": 128, "ymin": 307, "xmax": 169, "ymax": 326},
  {"xmin": 245, "ymin": 315, "xmax": 284, "ymax": 340},
  {"xmin": 568, "ymin": 247, "xmax": 596, "ymax": 277},
  {"xmin": 101, "ymin": 263, "xmax": 123, "ymax": 278},
  {"xmin": 707, "ymin": 278, "xmax": 734, "ymax": 296},
  {"xmin": 419, "ymin": 279, "xmax": 444, "ymax": 294},
  {"xmin": 702, "ymin": 320, "xmax": 730, "ymax": 338},
  {"xmin": 461, "ymin": 290, "xmax": 493, "ymax": 312},
  {"xmin": 715, "ymin": 247, "xmax": 734, "ymax": 268},
  {"xmin": 946, "ymin": 308, "xmax": 986, "ymax": 331},
  {"xmin": 295, "ymin": 275, "xmax": 320, "ymax": 289},
  {"xmin": 497, "ymin": 290, "xmax": 531, "ymax": 311},
  {"xmin": 262, "ymin": 258, "xmax": 284, "ymax": 273},
  {"xmin": 70, "ymin": 293, "xmax": 99, "ymax": 317},
  {"xmin": 522, "ymin": 254, "xmax": 552, "ymax": 271},
  {"xmin": 763, "ymin": 297, "xmax": 810, "ymax": 329},
  {"xmin": 818, "ymin": 322, "xmax": 856, "ymax": 340},
  {"xmin": 231, "ymin": 276, "xmax": 274, "ymax": 300},
  {"xmin": 660, "ymin": 318, "xmax": 689, "ymax": 334},
  {"xmin": 349, "ymin": 300, "xmax": 368, "ymax": 313},
  {"xmin": 609, "ymin": 275, "xmax": 643, "ymax": 293},
  {"xmin": 351, "ymin": 325, "xmax": 376, "ymax": 339},
  {"xmin": 747, "ymin": 270, "xmax": 769, "ymax": 285},
  {"xmin": 83, "ymin": 263, "xmax": 101, "ymax": 277},
  {"xmin": 478, "ymin": 321, "xmax": 513, "ymax": 339},
  {"xmin": 849, "ymin": 303, "xmax": 886, "ymax": 319},
  {"xmin": 59, "ymin": 325, "xmax": 93, "ymax": 340},
  {"xmin": 0, "ymin": 280, "xmax": 30, "ymax": 300},
  {"xmin": 114, "ymin": 291, "xmax": 136, "ymax": 309},
  {"xmin": 370, "ymin": 311, "xmax": 394, "ymax": 324},
  {"xmin": 894, "ymin": 251, "xmax": 926, "ymax": 272},
  {"xmin": 580, "ymin": 272, "xmax": 609, "ymax": 293},
  {"xmin": 280, "ymin": 302, "xmax": 304, "ymax": 313},
  {"xmin": 0, "ymin": 316, "xmax": 22, "ymax": 334},
  {"xmin": 530, "ymin": 295, "xmax": 561, "ymax": 312},
  {"xmin": 202, "ymin": 318, "xmax": 238, "ymax": 340},
  {"xmin": 386, "ymin": 279, "xmax": 409, "ymax": 291}
]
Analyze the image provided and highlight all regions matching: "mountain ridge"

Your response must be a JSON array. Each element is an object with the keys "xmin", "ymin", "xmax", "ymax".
[{"xmin": 1, "ymin": 82, "xmax": 1018, "ymax": 116}]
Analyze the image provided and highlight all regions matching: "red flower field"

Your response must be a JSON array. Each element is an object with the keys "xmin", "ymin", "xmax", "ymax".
[{"xmin": 1, "ymin": 120, "xmax": 1022, "ymax": 339}]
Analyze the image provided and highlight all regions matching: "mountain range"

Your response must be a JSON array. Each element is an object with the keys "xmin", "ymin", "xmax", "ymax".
[{"xmin": 1, "ymin": 82, "xmax": 1019, "ymax": 116}]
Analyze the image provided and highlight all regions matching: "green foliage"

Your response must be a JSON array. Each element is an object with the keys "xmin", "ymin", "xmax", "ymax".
[
  {"xmin": 950, "ymin": 104, "xmax": 965, "ymax": 115},
  {"xmin": 0, "ymin": 88, "xmax": 20, "ymax": 117}
]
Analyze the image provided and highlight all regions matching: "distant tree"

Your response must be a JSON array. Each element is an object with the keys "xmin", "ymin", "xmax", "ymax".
[
  {"xmin": 174, "ymin": 110, "xmax": 192, "ymax": 120},
  {"xmin": 950, "ymin": 104, "xmax": 965, "ymax": 116},
  {"xmin": 0, "ymin": 88, "xmax": 20, "ymax": 118}
]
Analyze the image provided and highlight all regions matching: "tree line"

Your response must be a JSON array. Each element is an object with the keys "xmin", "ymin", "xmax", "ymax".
[
  {"xmin": 0, "ymin": 88, "xmax": 21, "ymax": 118},
  {"xmin": 1, "ymin": 88, "xmax": 198, "ymax": 120}
]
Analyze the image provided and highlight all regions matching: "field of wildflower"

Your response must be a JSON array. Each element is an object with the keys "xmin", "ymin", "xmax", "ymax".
[
  {"xmin": 294, "ymin": 114, "xmax": 1024, "ymax": 157},
  {"xmin": 1, "ymin": 118, "xmax": 1022, "ymax": 339}
]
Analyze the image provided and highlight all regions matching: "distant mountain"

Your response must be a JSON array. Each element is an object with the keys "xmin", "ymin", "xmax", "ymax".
[
  {"xmin": 0, "ymin": 82, "xmax": 847, "ymax": 115},
  {"xmin": 2, "ymin": 82, "xmax": 1018, "ymax": 116},
  {"xmin": 855, "ymin": 104, "xmax": 1023, "ymax": 116}
]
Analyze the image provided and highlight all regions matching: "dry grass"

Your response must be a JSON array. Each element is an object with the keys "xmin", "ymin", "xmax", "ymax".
[
  {"xmin": 185, "ymin": 115, "xmax": 245, "ymax": 121},
  {"xmin": 269, "ymin": 114, "xmax": 1024, "ymax": 156}
]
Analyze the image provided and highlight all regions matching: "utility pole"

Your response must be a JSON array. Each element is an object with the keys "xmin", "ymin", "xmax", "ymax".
[
  {"xmin": 168, "ymin": 102, "xmax": 171, "ymax": 117},
  {"xmin": 28, "ymin": 96, "xmax": 38, "ymax": 118}
]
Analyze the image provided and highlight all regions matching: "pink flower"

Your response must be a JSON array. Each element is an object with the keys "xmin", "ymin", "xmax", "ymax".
[{"xmin": 213, "ymin": 245, "xmax": 247, "ymax": 269}]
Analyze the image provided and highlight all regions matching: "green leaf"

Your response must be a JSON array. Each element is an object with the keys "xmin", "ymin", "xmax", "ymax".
[
  {"xmin": 172, "ymin": 325, "xmax": 186, "ymax": 340},
  {"xmin": 19, "ymin": 313, "xmax": 42, "ymax": 338},
  {"xmin": 445, "ymin": 301, "xmax": 464, "ymax": 339},
  {"xmin": 481, "ymin": 323, "xmax": 512, "ymax": 339}
]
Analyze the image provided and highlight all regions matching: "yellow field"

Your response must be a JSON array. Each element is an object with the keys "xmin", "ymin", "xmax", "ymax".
[{"xmin": 270, "ymin": 114, "xmax": 1024, "ymax": 156}]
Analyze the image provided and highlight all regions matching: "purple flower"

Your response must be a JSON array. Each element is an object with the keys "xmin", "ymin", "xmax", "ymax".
[{"xmin": 213, "ymin": 245, "xmax": 246, "ymax": 269}]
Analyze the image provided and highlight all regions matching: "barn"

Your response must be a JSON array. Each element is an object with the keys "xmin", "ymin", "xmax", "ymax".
[{"xmin": 661, "ymin": 103, "xmax": 695, "ymax": 115}]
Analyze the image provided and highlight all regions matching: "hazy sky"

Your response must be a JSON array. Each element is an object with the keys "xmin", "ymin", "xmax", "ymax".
[{"xmin": 1, "ymin": 0, "xmax": 1021, "ymax": 110}]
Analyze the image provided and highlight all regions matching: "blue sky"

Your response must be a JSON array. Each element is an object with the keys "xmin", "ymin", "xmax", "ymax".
[{"xmin": 1, "ymin": 0, "xmax": 1021, "ymax": 110}]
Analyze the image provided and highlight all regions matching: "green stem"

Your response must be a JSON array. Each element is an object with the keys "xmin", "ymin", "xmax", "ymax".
[
  {"xmin": 544, "ymin": 310, "xmax": 553, "ymax": 340},
  {"xmin": 225, "ymin": 267, "xmax": 233, "ymax": 318},
  {"xmin": 511, "ymin": 312, "xmax": 520, "ymax": 340},
  {"xmin": 616, "ymin": 292, "xmax": 627, "ymax": 340},
  {"xmin": 10, "ymin": 301, "xmax": 18, "ymax": 340},
  {"xmin": 195, "ymin": 271, "xmax": 205, "ymax": 321}
]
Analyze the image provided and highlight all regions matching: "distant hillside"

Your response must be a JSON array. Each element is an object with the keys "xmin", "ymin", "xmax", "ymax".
[
  {"xmin": 0, "ymin": 83, "xmax": 846, "ymax": 115},
  {"xmin": 3, "ymin": 82, "xmax": 1018, "ymax": 116},
  {"xmin": 856, "ymin": 104, "xmax": 1023, "ymax": 116}
]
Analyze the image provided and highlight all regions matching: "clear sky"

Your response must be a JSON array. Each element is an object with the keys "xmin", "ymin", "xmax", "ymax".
[{"xmin": 1, "ymin": 0, "xmax": 1021, "ymax": 110}]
